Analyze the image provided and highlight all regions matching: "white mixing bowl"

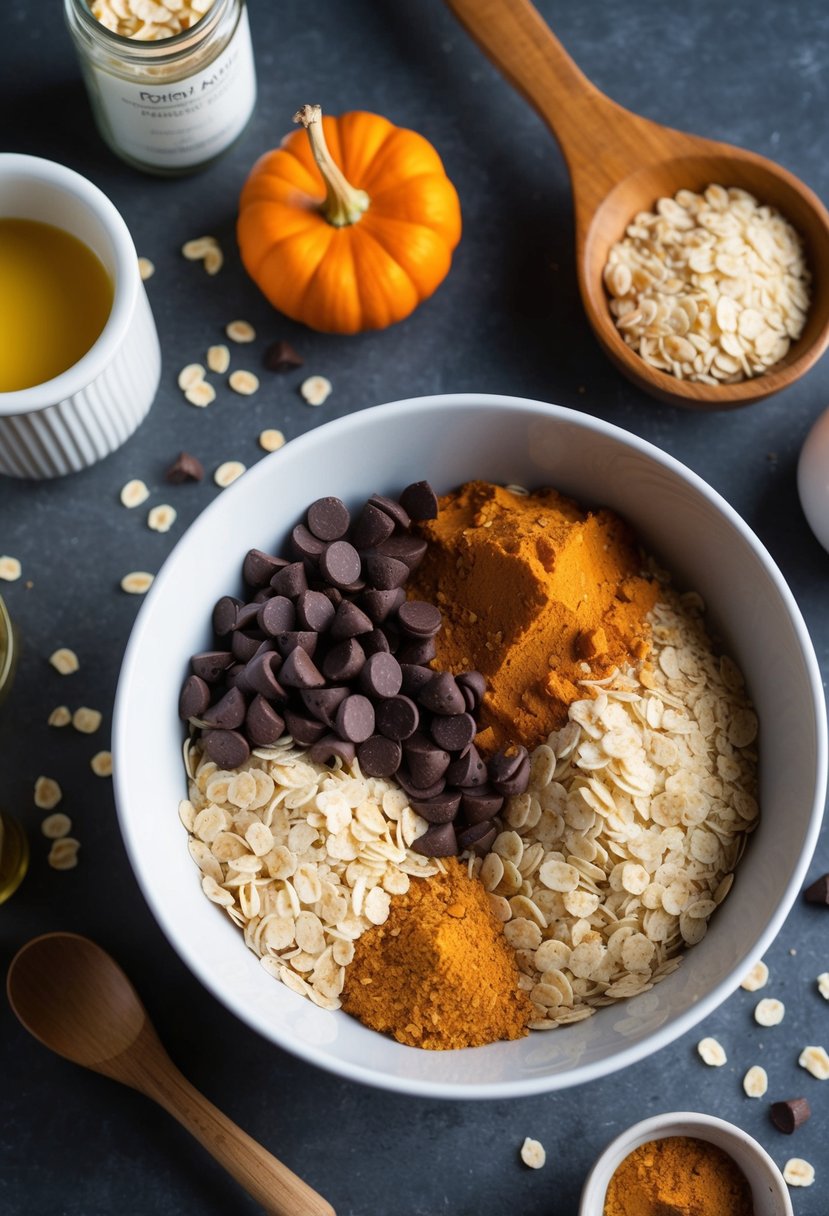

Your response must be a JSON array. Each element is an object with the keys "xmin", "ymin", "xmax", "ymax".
[{"xmin": 113, "ymin": 394, "xmax": 827, "ymax": 1098}]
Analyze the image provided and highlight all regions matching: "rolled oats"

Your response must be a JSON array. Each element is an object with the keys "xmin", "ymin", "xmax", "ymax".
[
  {"xmin": 214, "ymin": 461, "xmax": 246, "ymax": 488},
  {"xmin": 185, "ymin": 381, "xmax": 216, "ymax": 408},
  {"xmin": 182, "ymin": 235, "xmax": 219, "ymax": 260},
  {"xmin": 259, "ymin": 429, "xmax": 286, "ymax": 453},
  {"xmin": 72, "ymin": 707, "xmax": 102, "ymax": 734},
  {"xmin": 519, "ymin": 1138, "xmax": 546, "ymax": 1169},
  {"xmin": 177, "ymin": 363, "xmax": 206, "ymax": 391},
  {"xmin": 34, "ymin": 776, "xmax": 62, "ymax": 810},
  {"xmin": 740, "ymin": 960, "xmax": 768, "ymax": 992},
  {"xmin": 754, "ymin": 997, "xmax": 785, "ymax": 1027},
  {"xmin": 91, "ymin": 750, "xmax": 113, "ymax": 778},
  {"xmin": 300, "ymin": 375, "xmax": 332, "ymax": 406},
  {"xmin": 49, "ymin": 648, "xmax": 79, "ymax": 675},
  {"xmin": 742, "ymin": 1065, "xmax": 768, "ymax": 1098},
  {"xmin": 121, "ymin": 571, "xmax": 154, "ymax": 594},
  {"xmin": 207, "ymin": 344, "xmax": 230, "ymax": 374},
  {"xmin": 48, "ymin": 705, "xmax": 72, "ymax": 727},
  {"xmin": 799, "ymin": 1045, "xmax": 829, "ymax": 1080},
  {"xmin": 119, "ymin": 478, "xmax": 150, "ymax": 508},
  {"xmin": 48, "ymin": 837, "xmax": 80, "ymax": 871},
  {"xmin": 225, "ymin": 319, "xmax": 256, "ymax": 343},
  {"xmin": 228, "ymin": 369, "xmax": 259, "ymax": 396},
  {"xmin": 41, "ymin": 812, "xmax": 72, "ymax": 839},
  {"xmin": 817, "ymin": 972, "xmax": 829, "ymax": 1000},
  {"xmin": 698, "ymin": 1036, "xmax": 727, "ymax": 1067},
  {"xmin": 783, "ymin": 1158, "xmax": 815, "ymax": 1187},
  {"xmin": 148, "ymin": 504, "xmax": 177, "ymax": 533},
  {"xmin": 137, "ymin": 256, "xmax": 155, "ymax": 281},
  {"xmin": 0, "ymin": 556, "xmax": 22, "ymax": 581}
]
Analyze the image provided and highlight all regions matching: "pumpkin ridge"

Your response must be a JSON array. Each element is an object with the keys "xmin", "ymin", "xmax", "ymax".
[
  {"xmin": 351, "ymin": 223, "xmax": 419, "ymax": 297},
  {"xmin": 341, "ymin": 119, "xmax": 399, "ymax": 189}
]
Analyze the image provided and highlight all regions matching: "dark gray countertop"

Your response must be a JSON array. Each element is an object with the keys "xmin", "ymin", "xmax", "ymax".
[{"xmin": 2, "ymin": 2, "xmax": 828, "ymax": 1213}]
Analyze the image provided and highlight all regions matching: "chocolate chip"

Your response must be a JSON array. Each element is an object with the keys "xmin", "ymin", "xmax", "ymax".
[
  {"xmin": 330, "ymin": 599, "xmax": 373, "ymax": 640},
  {"xmin": 368, "ymin": 493, "xmax": 411, "ymax": 531},
  {"xmin": 320, "ymin": 540, "xmax": 361, "ymax": 588},
  {"xmin": 212, "ymin": 595, "xmax": 241, "ymax": 637},
  {"xmin": 243, "ymin": 549, "xmax": 288, "ymax": 588},
  {"xmin": 376, "ymin": 535, "xmax": 428, "ymax": 571},
  {"xmin": 488, "ymin": 746, "xmax": 531, "ymax": 796},
  {"xmin": 202, "ymin": 686, "xmax": 247, "ymax": 730},
  {"xmin": 362, "ymin": 552, "xmax": 409, "ymax": 591},
  {"xmin": 456, "ymin": 822, "xmax": 497, "ymax": 856},
  {"xmin": 300, "ymin": 685, "xmax": 349, "ymax": 728},
  {"xmin": 360, "ymin": 652, "xmax": 403, "ymax": 699},
  {"xmin": 362, "ymin": 627, "xmax": 392, "ymax": 657},
  {"xmin": 275, "ymin": 630, "xmax": 318, "ymax": 658},
  {"xmin": 399, "ymin": 480, "xmax": 438, "ymax": 521},
  {"xmin": 165, "ymin": 450, "xmax": 205, "ymax": 483},
  {"xmin": 309, "ymin": 734, "xmax": 356, "ymax": 767},
  {"xmin": 770, "ymin": 1098, "xmax": 811, "ymax": 1134},
  {"xmin": 190, "ymin": 651, "xmax": 234, "ymax": 683},
  {"xmin": 322, "ymin": 638, "xmax": 366, "ymax": 682},
  {"xmin": 419, "ymin": 672, "xmax": 466, "ymax": 716},
  {"xmin": 233, "ymin": 602, "xmax": 261, "ymax": 632},
  {"xmin": 351, "ymin": 502, "xmax": 396, "ymax": 550},
  {"xmin": 296, "ymin": 589, "xmax": 335, "ymax": 633},
  {"xmin": 279, "ymin": 646, "xmax": 325, "ymax": 688},
  {"xmin": 397, "ymin": 637, "xmax": 436, "ymax": 666},
  {"xmin": 446, "ymin": 744, "xmax": 487, "ymax": 788},
  {"xmin": 335, "ymin": 694, "xmax": 376, "ymax": 743},
  {"xmin": 291, "ymin": 524, "xmax": 326, "ymax": 563},
  {"xmin": 258, "ymin": 594, "xmax": 296, "ymax": 637},
  {"xmin": 263, "ymin": 339, "xmax": 303, "ymax": 372},
  {"xmin": 803, "ymin": 873, "xmax": 829, "ymax": 905},
  {"xmin": 270, "ymin": 561, "xmax": 308, "ymax": 598},
  {"xmin": 410, "ymin": 791, "xmax": 461, "ymax": 824},
  {"xmin": 307, "ymin": 496, "xmax": 350, "ymax": 541},
  {"xmin": 245, "ymin": 696, "xmax": 285, "ymax": 746},
  {"xmin": 401, "ymin": 664, "xmax": 434, "ymax": 697},
  {"xmin": 283, "ymin": 710, "xmax": 328, "ymax": 746},
  {"xmin": 357, "ymin": 735, "xmax": 403, "ymax": 778},
  {"xmin": 461, "ymin": 787, "xmax": 504, "ymax": 824},
  {"xmin": 179, "ymin": 674, "xmax": 211, "ymax": 720},
  {"xmin": 456, "ymin": 670, "xmax": 486, "ymax": 712},
  {"xmin": 252, "ymin": 588, "xmax": 274, "ymax": 604},
  {"xmin": 397, "ymin": 600, "xmax": 442, "ymax": 638},
  {"xmin": 430, "ymin": 712, "xmax": 477, "ymax": 753},
  {"xmin": 411, "ymin": 821, "xmax": 457, "ymax": 857},
  {"xmin": 243, "ymin": 651, "xmax": 286, "ymax": 699},
  {"xmin": 224, "ymin": 662, "xmax": 246, "ymax": 689},
  {"xmin": 203, "ymin": 728, "xmax": 250, "ymax": 768},
  {"xmin": 231, "ymin": 630, "xmax": 263, "ymax": 662},
  {"xmin": 395, "ymin": 767, "xmax": 446, "ymax": 800},
  {"xmin": 404, "ymin": 732, "xmax": 450, "ymax": 787},
  {"xmin": 361, "ymin": 587, "xmax": 406, "ymax": 624},
  {"xmin": 375, "ymin": 694, "xmax": 420, "ymax": 741}
]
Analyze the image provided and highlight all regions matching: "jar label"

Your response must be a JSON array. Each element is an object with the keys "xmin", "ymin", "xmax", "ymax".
[{"xmin": 90, "ymin": 8, "xmax": 256, "ymax": 170}]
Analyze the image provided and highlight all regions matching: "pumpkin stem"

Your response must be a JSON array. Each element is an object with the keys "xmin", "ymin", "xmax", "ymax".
[{"xmin": 293, "ymin": 104, "xmax": 370, "ymax": 228}]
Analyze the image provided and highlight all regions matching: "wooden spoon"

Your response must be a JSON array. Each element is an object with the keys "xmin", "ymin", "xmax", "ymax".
[
  {"xmin": 444, "ymin": 0, "xmax": 829, "ymax": 409},
  {"xmin": 6, "ymin": 933, "xmax": 336, "ymax": 1216}
]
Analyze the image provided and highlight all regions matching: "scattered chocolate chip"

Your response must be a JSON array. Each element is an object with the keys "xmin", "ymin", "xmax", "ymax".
[
  {"xmin": 190, "ymin": 651, "xmax": 234, "ymax": 683},
  {"xmin": 320, "ymin": 540, "xmax": 361, "ymax": 588},
  {"xmin": 243, "ymin": 548, "xmax": 288, "ymax": 588},
  {"xmin": 430, "ymin": 712, "xmax": 477, "ymax": 753},
  {"xmin": 263, "ymin": 339, "xmax": 303, "ymax": 373},
  {"xmin": 335, "ymin": 694, "xmax": 376, "ymax": 743},
  {"xmin": 201, "ymin": 686, "xmax": 247, "ymax": 730},
  {"xmin": 279, "ymin": 646, "xmax": 325, "ymax": 688},
  {"xmin": 165, "ymin": 450, "xmax": 205, "ymax": 484},
  {"xmin": 322, "ymin": 637, "xmax": 366, "ymax": 682},
  {"xmin": 330, "ymin": 599, "xmax": 374, "ymax": 640},
  {"xmin": 307, "ymin": 496, "xmax": 350, "ymax": 542},
  {"xmin": 410, "ymin": 791, "xmax": 461, "ymax": 824},
  {"xmin": 309, "ymin": 734, "xmax": 356, "ymax": 766},
  {"xmin": 770, "ymin": 1098, "xmax": 811, "ymax": 1134},
  {"xmin": 419, "ymin": 672, "xmax": 466, "ymax": 716},
  {"xmin": 357, "ymin": 735, "xmax": 403, "ymax": 778},
  {"xmin": 283, "ymin": 710, "xmax": 328, "ymax": 746},
  {"xmin": 411, "ymin": 821, "xmax": 457, "ymax": 857},
  {"xmin": 203, "ymin": 728, "xmax": 250, "ymax": 768},
  {"xmin": 368, "ymin": 493, "xmax": 411, "ymax": 531},
  {"xmin": 245, "ymin": 696, "xmax": 285, "ymax": 746},
  {"xmin": 212, "ymin": 595, "xmax": 241, "ymax": 637},
  {"xmin": 270, "ymin": 561, "xmax": 308, "ymax": 599},
  {"xmin": 397, "ymin": 600, "xmax": 442, "ymax": 638},
  {"xmin": 296, "ymin": 589, "xmax": 336, "ymax": 633},
  {"xmin": 179, "ymin": 674, "xmax": 211, "ymax": 720},
  {"xmin": 803, "ymin": 873, "xmax": 829, "ymax": 905},
  {"xmin": 351, "ymin": 502, "xmax": 396, "ymax": 550},
  {"xmin": 375, "ymin": 694, "xmax": 420, "ymax": 741},
  {"xmin": 258, "ymin": 595, "xmax": 296, "ymax": 636},
  {"xmin": 399, "ymin": 480, "xmax": 438, "ymax": 521},
  {"xmin": 290, "ymin": 524, "xmax": 327, "ymax": 563},
  {"xmin": 362, "ymin": 552, "xmax": 409, "ymax": 591}
]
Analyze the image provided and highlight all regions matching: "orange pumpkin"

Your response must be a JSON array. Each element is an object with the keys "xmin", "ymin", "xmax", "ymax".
[{"xmin": 237, "ymin": 105, "xmax": 462, "ymax": 334}]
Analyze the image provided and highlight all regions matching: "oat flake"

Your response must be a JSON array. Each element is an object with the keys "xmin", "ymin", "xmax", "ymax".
[{"xmin": 520, "ymin": 1138, "xmax": 546, "ymax": 1169}]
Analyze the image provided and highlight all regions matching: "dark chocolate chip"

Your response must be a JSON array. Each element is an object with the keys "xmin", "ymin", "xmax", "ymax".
[
  {"xmin": 351, "ymin": 502, "xmax": 396, "ymax": 550},
  {"xmin": 263, "ymin": 339, "xmax": 303, "ymax": 373},
  {"xmin": 430, "ymin": 712, "xmax": 477, "ymax": 753},
  {"xmin": 307, "ymin": 496, "xmax": 350, "ymax": 542},
  {"xmin": 190, "ymin": 651, "xmax": 234, "ymax": 683},
  {"xmin": 165, "ymin": 450, "xmax": 205, "ymax": 484},
  {"xmin": 243, "ymin": 651, "xmax": 286, "ymax": 699},
  {"xmin": 258, "ymin": 595, "xmax": 296, "ymax": 636},
  {"xmin": 376, "ymin": 535, "xmax": 428, "ymax": 570},
  {"xmin": 489, "ymin": 747, "xmax": 531, "ymax": 796},
  {"xmin": 245, "ymin": 696, "xmax": 285, "ymax": 746},
  {"xmin": 252, "ymin": 588, "xmax": 274, "ymax": 604},
  {"xmin": 457, "ymin": 822, "xmax": 497, "ymax": 856},
  {"xmin": 396, "ymin": 637, "xmax": 436, "ymax": 665},
  {"xmin": 803, "ymin": 873, "xmax": 829, "ymax": 905},
  {"xmin": 335, "ymin": 694, "xmax": 376, "ymax": 744},
  {"xmin": 321, "ymin": 586, "xmax": 344, "ymax": 609},
  {"xmin": 291, "ymin": 524, "xmax": 327, "ymax": 563},
  {"xmin": 296, "ymin": 589, "xmax": 336, "ymax": 633},
  {"xmin": 375, "ymin": 694, "xmax": 420, "ymax": 741},
  {"xmin": 309, "ymin": 734, "xmax": 357, "ymax": 767},
  {"xmin": 233, "ymin": 602, "xmax": 262, "ymax": 631},
  {"xmin": 319, "ymin": 540, "xmax": 361, "ymax": 588},
  {"xmin": 395, "ymin": 767, "xmax": 446, "ymax": 800},
  {"xmin": 243, "ymin": 549, "xmax": 289, "ymax": 588},
  {"xmin": 270, "ymin": 562, "xmax": 308, "ymax": 598},
  {"xmin": 456, "ymin": 670, "xmax": 486, "ymax": 712},
  {"xmin": 368, "ymin": 493, "xmax": 411, "ymax": 531},
  {"xmin": 330, "ymin": 599, "xmax": 374, "ymax": 640},
  {"xmin": 397, "ymin": 600, "xmax": 442, "ymax": 638},
  {"xmin": 360, "ymin": 652, "xmax": 403, "ymax": 699},
  {"xmin": 224, "ymin": 663, "xmax": 246, "ymax": 689},
  {"xmin": 357, "ymin": 735, "xmax": 403, "ymax": 778},
  {"xmin": 212, "ymin": 595, "xmax": 241, "ymax": 637},
  {"xmin": 400, "ymin": 664, "xmax": 434, "ymax": 697},
  {"xmin": 179, "ymin": 674, "xmax": 211, "ymax": 720},
  {"xmin": 418, "ymin": 671, "xmax": 466, "ymax": 716},
  {"xmin": 275, "ymin": 630, "xmax": 318, "ymax": 658},
  {"xmin": 300, "ymin": 685, "xmax": 350, "ymax": 728},
  {"xmin": 322, "ymin": 638, "xmax": 366, "ymax": 682},
  {"xmin": 446, "ymin": 744, "xmax": 487, "ymax": 788},
  {"xmin": 201, "ymin": 686, "xmax": 247, "ymax": 730},
  {"xmin": 362, "ymin": 552, "xmax": 409, "ymax": 591},
  {"xmin": 283, "ymin": 710, "xmax": 328, "ymax": 746},
  {"xmin": 770, "ymin": 1098, "xmax": 811, "ymax": 1134},
  {"xmin": 461, "ymin": 787, "xmax": 504, "ymax": 824},
  {"xmin": 203, "ymin": 728, "xmax": 250, "ymax": 769},
  {"xmin": 231, "ymin": 630, "xmax": 264, "ymax": 662},
  {"xmin": 399, "ymin": 480, "xmax": 438, "ymax": 521},
  {"xmin": 279, "ymin": 646, "xmax": 325, "ymax": 688},
  {"xmin": 410, "ymin": 791, "xmax": 461, "ymax": 824},
  {"xmin": 404, "ymin": 732, "xmax": 450, "ymax": 787},
  {"xmin": 411, "ymin": 821, "xmax": 458, "ymax": 857},
  {"xmin": 362, "ymin": 627, "xmax": 392, "ymax": 657},
  {"xmin": 361, "ymin": 587, "xmax": 406, "ymax": 624}
]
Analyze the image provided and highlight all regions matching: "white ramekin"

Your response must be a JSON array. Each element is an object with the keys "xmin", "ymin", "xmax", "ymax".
[
  {"xmin": 0, "ymin": 154, "xmax": 161, "ymax": 478},
  {"xmin": 580, "ymin": 1112, "xmax": 793, "ymax": 1216}
]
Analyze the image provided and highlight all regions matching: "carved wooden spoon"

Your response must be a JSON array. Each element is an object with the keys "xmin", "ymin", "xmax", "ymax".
[
  {"xmin": 445, "ymin": 0, "xmax": 829, "ymax": 409},
  {"xmin": 6, "ymin": 932, "xmax": 336, "ymax": 1216}
]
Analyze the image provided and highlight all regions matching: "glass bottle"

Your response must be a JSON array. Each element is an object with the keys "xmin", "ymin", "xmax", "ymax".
[{"xmin": 63, "ymin": 0, "xmax": 257, "ymax": 176}]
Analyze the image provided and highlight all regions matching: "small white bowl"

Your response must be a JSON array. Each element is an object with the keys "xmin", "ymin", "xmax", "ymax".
[
  {"xmin": 580, "ymin": 1112, "xmax": 792, "ymax": 1216},
  {"xmin": 0, "ymin": 154, "xmax": 160, "ymax": 478}
]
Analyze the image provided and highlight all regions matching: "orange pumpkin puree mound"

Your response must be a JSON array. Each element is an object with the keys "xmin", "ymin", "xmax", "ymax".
[{"xmin": 409, "ymin": 481, "xmax": 659, "ymax": 752}]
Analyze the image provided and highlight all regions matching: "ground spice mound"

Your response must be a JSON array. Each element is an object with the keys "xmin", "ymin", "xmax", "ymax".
[
  {"xmin": 340, "ymin": 857, "xmax": 532, "ymax": 1049},
  {"xmin": 603, "ymin": 1136, "xmax": 754, "ymax": 1216},
  {"xmin": 410, "ymin": 481, "xmax": 659, "ymax": 751}
]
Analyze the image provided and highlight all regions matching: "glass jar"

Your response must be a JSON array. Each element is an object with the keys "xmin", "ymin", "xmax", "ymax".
[
  {"xmin": 64, "ymin": 0, "xmax": 257, "ymax": 176},
  {"xmin": 0, "ymin": 597, "xmax": 26, "ymax": 903}
]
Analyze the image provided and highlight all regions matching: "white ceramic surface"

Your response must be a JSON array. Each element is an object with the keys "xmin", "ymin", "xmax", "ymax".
[
  {"xmin": 0, "ymin": 154, "xmax": 160, "ymax": 478},
  {"xmin": 579, "ymin": 1112, "xmax": 793, "ymax": 1216},
  {"xmin": 798, "ymin": 403, "xmax": 829, "ymax": 554},
  {"xmin": 113, "ymin": 395, "xmax": 827, "ymax": 1099}
]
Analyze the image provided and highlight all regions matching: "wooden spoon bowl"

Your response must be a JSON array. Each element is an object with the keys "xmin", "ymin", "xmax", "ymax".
[{"xmin": 445, "ymin": 0, "xmax": 829, "ymax": 409}]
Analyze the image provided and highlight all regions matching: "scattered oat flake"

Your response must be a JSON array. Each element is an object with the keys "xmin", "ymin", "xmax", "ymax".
[
  {"xmin": 119, "ymin": 478, "xmax": 150, "ymax": 508},
  {"xmin": 41, "ymin": 812, "xmax": 72, "ymax": 840},
  {"xmin": 799, "ymin": 1045, "xmax": 829, "ymax": 1080},
  {"xmin": 48, "ymin": 837, "xmax": 80, "ymax": 871},
  {"xmin": 226, "ymin": 319, "xmax": 255, "ymax": 343},
  {"xmin": 207, "ymin": 344, "xmax": 230, "ymax": 374},
  {"xmin": 182, "ymin": 236, "xmax": 218, "ymax": 260},
  {"xmin": 755, "ymin": 998, "xmax": 785, "ymax": 1026},
  {"xmin": 48, "ymin": 705, "xmax": 72, "ymax": 727},
  {"xmin": 72, "ymin": 707, "xmax": 102, "ymax": 734},
  {"xmin": 259, "ymin": 428, "xmax": 286, "ymax": 453},
  {"xmin": 49, "ymin": 648, "xmax": 79, "ymax": 675},
  {"xmin": 214, "ymin": 460, "xmax": 245, "ymax": 488},
  {"xmin": 228, "ymin": 369, "xmax": 259, "ymax": 396},
  {"xmin": 34, "ymin": 777, "xmax": 62, "ymax": 811},
  {"xmin": 137, "ymin": 256, "xmax": 155, "ymax": 281},
  {"xmin": 698, "ymin": 1037, "xmax": 727, "ymax": 1066},
  {"xmin": 184, "ymin": 380, "xmax": 216, "ymax": 408},
  {"xmin": 203, "ymin": 245, "xmax": 223, "ymax": 275},
  {"xmin": 178, "ymin": 363, "xmax": 206, "ymax": 391},
  {"xmin": 520, "ymin": 1138, "xmax": 546, "ymax": 1169},
  {"xmin": 783, "ymin": 1158, "xmax": 815, "ymax": 1188},
  {"xmin": 148, "ymin": 504, "xmax": 177, "ymax": 533},
  {"xmin": 121, "ymin": 571, "xmax": 154, "ymax": 594},
  {"xmin": 91, "ymin": 751, "xmax": 113, "ymax": 778},
  {"xmin": 817, "ymin": 973, "xmax": 829, "ymax": 1000},
  {"xmin": 743, "ymin": 1065, "xmax": 768, "ymax": 1098},
  {"xmin": 0, "ymin": 556, "xmax": 21, "ymax": 581},
  {"xmin": 300, "ymin": 375, "xmax": 332, "ymax": 406},
  {"xmin": 740, "ymin": 960, "xmax": 768, "ymax": 992}
]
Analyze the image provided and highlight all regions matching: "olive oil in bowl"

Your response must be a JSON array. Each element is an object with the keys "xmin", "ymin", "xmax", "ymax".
[{"xmin": 0, "ymin": 218, "xmax": 113, "ymax": 392}]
